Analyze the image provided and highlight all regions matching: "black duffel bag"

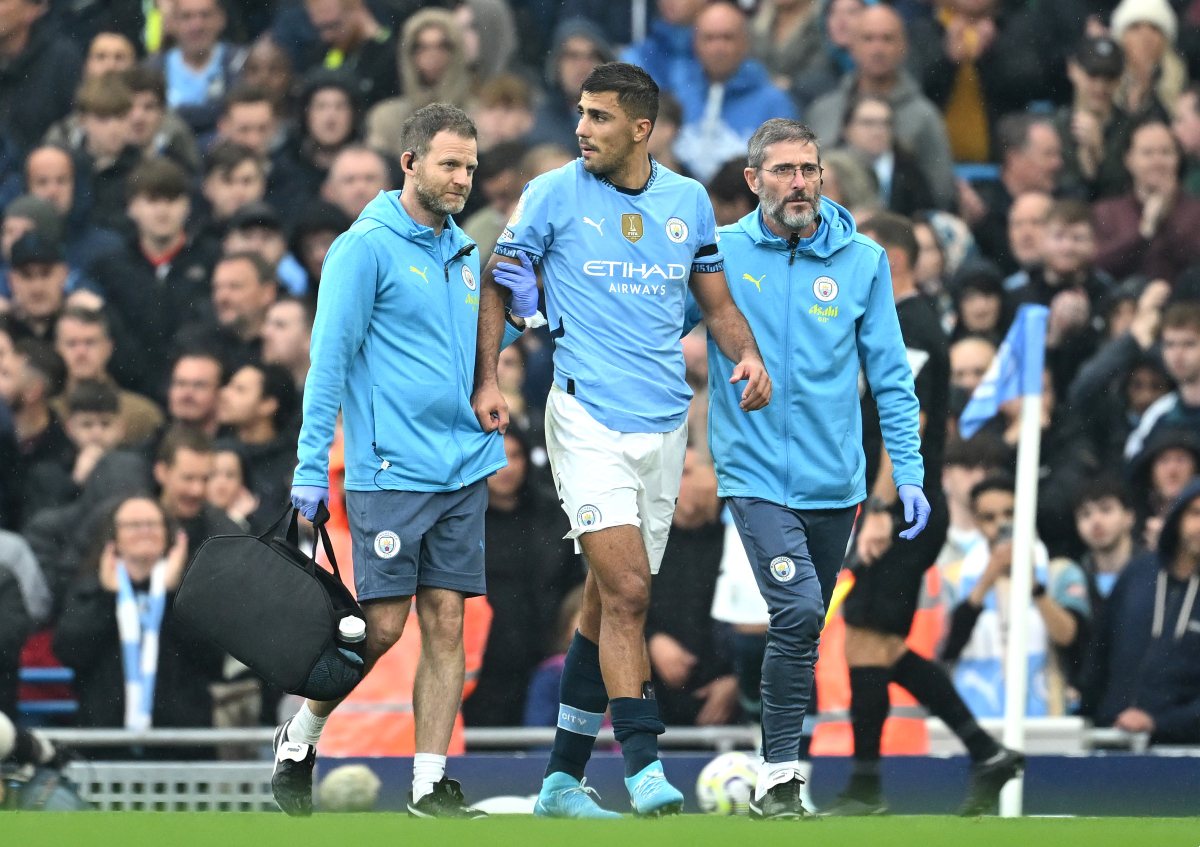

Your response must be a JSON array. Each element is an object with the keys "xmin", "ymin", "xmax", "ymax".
[{"xmin": 175, "ymin": 504, "xmax": 366, "ymax": 701}]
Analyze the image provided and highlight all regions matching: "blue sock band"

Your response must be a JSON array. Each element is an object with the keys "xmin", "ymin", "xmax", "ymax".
[
  {"xmin": 610, "ymin": 696, "xmax": 664, "ymax": 777},
  {"xmin": 546, "ymin": 631, "xmax": 607, "ymax": 781}
]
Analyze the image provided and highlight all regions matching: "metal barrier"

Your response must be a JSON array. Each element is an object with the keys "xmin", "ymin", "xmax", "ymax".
[
  {"xmin": 63, "ymin": 761, "xmax": 275, "ymax": 811},
  {"xmin": 39, "ymin": 722, "xmax": 1155, "ymax": 755}
]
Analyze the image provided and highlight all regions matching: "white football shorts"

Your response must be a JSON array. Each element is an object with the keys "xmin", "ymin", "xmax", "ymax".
[{"xmin": 544, "ymin": 384, "xmax": 688, "ymax": 575}]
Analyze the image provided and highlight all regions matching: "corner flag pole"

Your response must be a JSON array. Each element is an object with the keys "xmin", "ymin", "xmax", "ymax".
[{"xmin": 999, "ymin": 353, "xmax": 1044, "ymax": 818}]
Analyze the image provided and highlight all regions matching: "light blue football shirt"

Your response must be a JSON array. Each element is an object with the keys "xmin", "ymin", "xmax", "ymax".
[{"xmin": 495, "ymin": 158, "xmax": 722, "ymax": 433}]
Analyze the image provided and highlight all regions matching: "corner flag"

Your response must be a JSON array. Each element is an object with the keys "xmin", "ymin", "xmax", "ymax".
[{"xmin": 958, "ymin": 304, "xmax": 1049, "ymax": 439}]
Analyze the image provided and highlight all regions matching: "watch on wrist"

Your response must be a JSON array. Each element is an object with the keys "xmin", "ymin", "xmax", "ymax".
[
  {"xmin": 864, "ymin": 495, "xmax": 890, "ymax": 515},
  {"xmin": 505, "ymin": 309, "xmax": 523, "ymax": 329},
  {"xmin": 1031, "ymin": 582, "xmax": 1047, "ymax": 599}
]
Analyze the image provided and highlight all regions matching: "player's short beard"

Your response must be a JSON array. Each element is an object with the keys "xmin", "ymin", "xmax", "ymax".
[
  {"xmin": 413, "ymin": 169, "xmax": 468, "ymax": 218},
  {"xmin": 760, "ymin": 181, "xmax": 821, "ymax": 232}
]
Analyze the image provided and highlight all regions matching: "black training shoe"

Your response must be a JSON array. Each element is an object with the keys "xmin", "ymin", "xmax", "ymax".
[
  {"xmin": 271, "ymin": 718, "xmax": 316, "ymax": 817},
  {"xmin": 819, "ymin": 793, "xmax": 888, "ymax": 816},
  {"xmin": 749, "ymin": 778, "xmax": 810, "ymax": 820},
  {"xmin": 958, "ymin": 748, "xmax": 1026, "ymax": 816},
  {"xmin": 407, "ymin": 777, "xmax": 489, "ymax": 818}
]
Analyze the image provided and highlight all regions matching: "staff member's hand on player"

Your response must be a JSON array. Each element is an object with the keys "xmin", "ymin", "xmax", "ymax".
[
  {"xmin": 730, "ymin": 356, "xmax": 771, "ymax": 411},
  {"xmin": 492, "ymin": 251, "xmax": 539, "ymax": 317}
]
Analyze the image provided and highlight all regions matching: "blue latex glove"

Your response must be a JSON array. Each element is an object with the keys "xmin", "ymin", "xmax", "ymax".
[
  {"xmin": 493, "ymin": 251, "xmax": 539, "ymax": 318},
  {"xmin": 898, "ymin": 484, "xmax": 930, "ymax": 539},
  {"xmin": 291, "ymin": 485, "xmax": 329, "ymax": 521}
]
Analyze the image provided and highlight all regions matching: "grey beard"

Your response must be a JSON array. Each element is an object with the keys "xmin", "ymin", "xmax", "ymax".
[
  {"xmin": 763, "ymin": 191, "xmax": 820, "ymax": 232},
  {"xmin": 415, "ymin": 177, "xmax": 465, "ymax": 218}
]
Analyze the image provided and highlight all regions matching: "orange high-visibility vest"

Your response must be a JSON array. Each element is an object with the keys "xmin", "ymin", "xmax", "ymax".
[
  {"xmin": 811, "ymin": 566, "xmax": 943, "ymax": 755},
  {"xmin": 315, "ymin": 436, "xmax": 493, "ymax": 757}
]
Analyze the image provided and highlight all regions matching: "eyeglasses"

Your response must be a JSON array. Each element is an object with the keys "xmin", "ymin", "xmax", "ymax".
[
  {"xmin": 760, "ymin": 163, "xmax": 823, "ymax": 182},
  {"xmin": 117, "ymin": 520, "xmax": 165, "ymax": 532}
]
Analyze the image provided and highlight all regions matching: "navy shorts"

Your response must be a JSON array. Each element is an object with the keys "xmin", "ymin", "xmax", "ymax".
[{"xmin": 345, "ymin": 481, "xmax": 487, "ymax": 601}]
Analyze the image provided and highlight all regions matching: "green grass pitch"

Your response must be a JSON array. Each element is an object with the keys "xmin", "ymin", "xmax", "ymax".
[{"xmin": 5, "ymin": 814, "xmax": 1200, "ymax": 847}]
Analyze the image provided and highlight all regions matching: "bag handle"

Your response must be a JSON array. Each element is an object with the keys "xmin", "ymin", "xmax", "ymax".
[{"xmin": 261, "ymin": 503, "xmax": 345, "ymax": 583}]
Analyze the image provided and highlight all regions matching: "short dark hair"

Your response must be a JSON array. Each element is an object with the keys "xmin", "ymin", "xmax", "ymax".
[
  {"xmin": 122, "ymin": 66, "xmax": 167, "ymax": 106},
  {"xmin": 400, "ymin": 103, "xmax": 477, "ymax": 161},
  {"xmin": 841, "ymin": 92, "xmax": 892, "ymax": 136},
  {"xmin": 15, "ymin": 339, "xmax": 66, "ymax": 396},
  {"xmin": 1073, "ymin": 475, "xmax": 1133, "ymax": 514},
  {"xmin": 1047, "ymin": 198, "xmax": 1093, "ymax": 228},
  {"xmin": 861, "ymin": 212, "xmax": 919, "ymax": 270},
  {"xmin": 243, "ymin": 362, "xmax": 297, "ymax": 432},
  {"xmin": 657, "ymin": 91, "xmax": 683, "ymax": 128},
  {"xmin": 156, "ymin": 424, "xmax": 214, "ymax": 466},
  {"xmin": 57, "ymin": 306, "xmax": 111, "ymax": 339},
  {"xmin": 1163, "ymin": 301, "xmax": 1200, "ymax": 334},
  {"xmin": 66, "ymin": 378, "xmax": 120, "ymax": 415},
  {"xmin": 218, "ymin": 250, "xmax": 276, "ymax": 287},
  {"xmin": 221, "ymin": 85, "xmax": 274, "ymax": 119},
  {"xmin": 970, "ymin": 471, "xmax": 1017, "ymax": 507},
  {"xmin": 581, "ymin": 62, "xmax": 659, "ymax": 126},
  {"xmin": 204, "ymin": 140, "xmax": 265, "ymax": 179},
  {"xmin": 75, "ymin": 75, "xmax": 134, "ymax": 117},
  {"xmin": 996, "ymin": 113, "xmax": 1053, "ymax": 162},
  {"xmin": 708, "ymin": 156, "xmax": 757, "ymax": 205},
  {"xmin": 273, "ymin": 295, "xmax": 316, "ymax": 332},
  {"xmin": 944, "ymin": 435, "xmax": 1009, "ymax": 470},
  {"xmin": 127, "ymin": 156, "xmax": 189, "ymax": 201}
]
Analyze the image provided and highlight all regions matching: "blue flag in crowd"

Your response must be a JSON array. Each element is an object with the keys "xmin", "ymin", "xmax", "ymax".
[{"xmin": 959, "ymin": 304, "xmax": 1049, "ymax": 440}]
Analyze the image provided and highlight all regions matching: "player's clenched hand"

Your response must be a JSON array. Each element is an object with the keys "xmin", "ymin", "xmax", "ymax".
[
  {"xmin": 471, "ymin": 382, "xmax": 509, "ymax": 434},
  {"xmin": 730, "ymin": 357, "xmax": 771, "ymax": 411}
]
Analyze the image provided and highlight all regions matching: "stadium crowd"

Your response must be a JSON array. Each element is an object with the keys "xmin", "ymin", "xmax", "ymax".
[{"xmin": 2, "ymin": 0, "xmax": 1200, "ymax": 757}]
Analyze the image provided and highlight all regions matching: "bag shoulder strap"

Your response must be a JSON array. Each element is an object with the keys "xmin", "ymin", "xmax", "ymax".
[{"xmin": 259, "ymin": 504, "xmax": 344, "ymax": 583}]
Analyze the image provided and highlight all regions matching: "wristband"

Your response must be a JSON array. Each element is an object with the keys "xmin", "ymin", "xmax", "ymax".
[
  {"xmin": 864, "ymin": 495, "xmax": 891, "ymax": 515},
  {"xmin": 1031, "ymin": 582, "xmax": 1047, "ymax": 599}
]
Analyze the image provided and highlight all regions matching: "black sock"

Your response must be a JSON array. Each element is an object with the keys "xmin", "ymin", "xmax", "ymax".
[
  {"xmin": 847, "ymin": 666, "xmax": 890, "ymax": 798},
  {"xmin": 891, "ymin": 650, "xmax": 1000, "ymax": 763},
  {"xmin": 610, "ymin": 696, "xmax": 664, "ymax": 778},
  {"xmin": 546, "ymin": 631, "xmax": 608, "ymax": 781}
]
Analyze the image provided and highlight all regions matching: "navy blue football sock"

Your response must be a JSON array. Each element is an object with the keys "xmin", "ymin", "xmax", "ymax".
[
  {"xmin": 610, "ymin": 696, "xmax": 665, "ymax": 778},
  {"xmin": 545, "ymin": 631, "xmax": 607, "ymax": 781}
]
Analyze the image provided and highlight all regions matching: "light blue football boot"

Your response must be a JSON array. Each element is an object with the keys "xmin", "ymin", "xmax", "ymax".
[
  {"xmin": 534, "ymin": 772, "xmax": 623, "ymax": 819},
  {"xmin": 625, "ymin": 761, "xmax": 685, "ymax": 817}
]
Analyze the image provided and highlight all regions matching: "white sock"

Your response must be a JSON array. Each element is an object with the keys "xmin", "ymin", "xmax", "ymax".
[
  {"xmin": 755, "ymin": 759, "xmax": 803, "ymax": 801},
  {"xmin": 412, "ymin": 753, "xmax": 447, "ymax": 802},
  {"xmin": 287, "ymin": 703, "xmax": 327, "ymax": 746}
]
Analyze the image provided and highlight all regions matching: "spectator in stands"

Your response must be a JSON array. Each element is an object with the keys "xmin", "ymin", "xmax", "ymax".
[
  {"xmin": 43, "ymin": 32, "xmax": 137, "ymax": 149},
  {"xmin": 221, "ymin": 203, "xmax": 307, "ymax": 297},
  {"xmin": 321, "ymin": 145, "xmax": 389, "ymax": 221},
  {"xmin": 174, "ymin": 252, "xmax": 277, "ymax": 373},
  {"xmin": 938, "ymin": 435, "xmax": 1008, "ymax": 568},
  {"xmin": 123, "ymin": 67, "xmax": 203, "ymax": 176},
  {"xmin": 1126, "ymin": 301, "xmax": 1200, "ymax": 460},
  {"xmin": 1081, "ymin": 476, "xmax": 1200, "ymax": 745},
  {"xmin": 287, "ymin": 200, "xmax": 350, "ymax": 296},
  {"xmin": 522, "ymin": 584, "xmax": 585, "ymax": 727},
  {"xmin": 365, "ymin": 10, "xmax": 473, "ymax": 162},
  {"xmin": 0, "ymin": 195, "xmax": 72, "ymax": 299},
  {"xmin": 621, "ymin": 0, "xmax": 706, "ymax": 101},
  {"xmin": 838, "ymin": 93, "xmax": 935, "ymax": 216},
  {"xmin": 906, "ymin": 0, "xmax": 1046, "ymax": 164},
  {"xmin": 9, "ymin": 340, "xmax": 71, "ymax": 514},
  {"xmin": 24, "ymin": 146, "xmax": 122, "ymax": 277},
  {"xmin": 472, "ymin": 75, "xmax": 534, "ymax": 153},
  {"xmin": 1174, "ymin": 85, "xmax": 1200, "ymax": 195},
  {"xmin": 962, "ymin": 115, "xmax": 1062, "ymax": 274},
  {"xmin": 810, "ymin": 5, "xmax": 956, "ymax": 210},
  {"xmin": 1056, "ymin": 36, "xmax": 1140, "ymax": 201},
  {"xmin": 675, "ymin": 3, "xmax": 797, "ymax": 183},
  {"xmin": 462, "ymin": 141, "xmax": 527, "ymax": 260},
  {"xmin": 647, "ymin": 92, "xmax": 688, "ymax": 178},
  {"xmin": 216, "ymin": 362, "xmax": 297, "ymax": 531},
  {"xmin": 261, "ymin": 297, "xmax": 312, "ymax": 393},
  {"xmin": 152, "ymin": 0, "xmax": 248, "ymax": 135},
  {"xmin": 465, "ymin": 429, "xmax": 581, "ymax": 727},
  {"xmin": 0, "ymin": 529, "xmax": 43, "ymax": 718},
  {"xmin": 1074, "ymin": 477, "xmax": 1139, "ymax": 621},
  {"xmin": 239, "ymin": 36, "xmax": 296, "ymax": 123},
  {"xmin": 529, "ymin": 19, "xmax": 614, "ymax": 151},
  {"xmin": 153, "ymin": 425, "xmax": 240, "ymax": 560},
  {"xmin": 1094, "ymin": 121, "xmax": 1200, "ymax": 284},
  {"xmin": 299, "ymin": 0, "xmax": 399, "ymax": 109},
  {"xmin": 949, "ymin": 336, "xmax": 995, "ymax": 396},
  {"xmin": 197, "ymin": 141, "xmax": 267, "ymax": 247},
  {"xmin": 0, "ymin": 0, "xmax": 83, "ymax": 156},
  {"xmin": 215, "ymin": 86, "xmax": 280, "ymax": 161},
  {"xmin": 1110, "ymin": 0, "xmax": 1186, "ymax": 123},
  {"xmin": 648, "ymin": 446, "xmax": 738, "ymax": 725},
  {"xmin": 52, "ymin": 307, "xmax": 163, "ymax": 445},
  {"xmin": 950, "ymin": 263, "xmax": 1006, "ymax": 343},
  {"xmin": 72, "ymin": 76, "xmax": 143, "ymax": 232},
  {"xmin": 6, "ymin": 232, "xmax": 71, "ymax": 343},
  {"xmin": 1069, "ymin": 279, "xmax": 1172, "ymax": 468},
  {"xmin": 54, "ymin": 494, "xmax": 224, "ymax": 737},
  {"xmin": 206, "ymin": 446, "xmax": 256, "ymax": 530},
  {"xmin": 750, "ymin": 0, "xmax": 822, "ymax": 91},
  {"xmin": 1004, "ymin": 192, "xmax": 1053, "ymax": 278},
  {"xmin": 789, "ymin": 0, "xmax": 865, "ymax": 111},
  {"xmin": 164, "ymin": 353, "xmax": 224, "ymax": 439},
  {"xmin": 941, "ymin": 473, "xmax": 1091, "ymax": 717},
  {"xmin": 706, "ymin": 157, "xmax": 757, "ymax": 226},
  {"xmin": 23, "ymin": 379, "xmax": 125, "ymax": 515},
  {"xmin": 0, "ymin": 320, "xmax": 19, "ymax": 527}
]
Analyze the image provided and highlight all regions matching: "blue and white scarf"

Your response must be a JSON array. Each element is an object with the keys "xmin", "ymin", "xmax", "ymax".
[{"xmin": 116, "ymin": 562, "xmax": 168, "ymax": 730}]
